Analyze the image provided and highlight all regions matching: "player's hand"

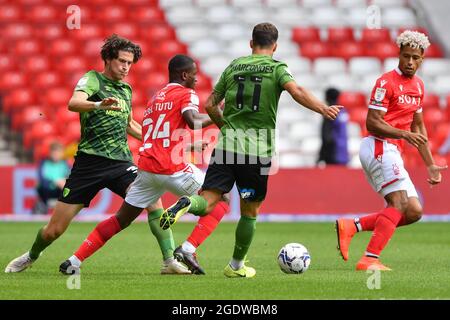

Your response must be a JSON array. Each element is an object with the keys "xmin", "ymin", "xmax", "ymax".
[
  {"xmin": 427, "ymin": 164, "xmax": 447, "ymax": 186},
  {"xmin": 99, "ymin": 97, "xmax": 122, "ymax": 111},
  {"xmin": 403, "ymin": 131, "xmax": 428, "ymax": 148},
  {"xmin": 322, "ymin": 105, "xmax": 343, "ymax": 120}
]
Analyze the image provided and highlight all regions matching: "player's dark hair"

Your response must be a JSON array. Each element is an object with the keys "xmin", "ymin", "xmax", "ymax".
[
  {"xmin": 168, "ymin": 54, "xmax": 195, "ymax": 81},
  {"xmin": 252, "ymin": 23, "xmax": 278, "ymax": 48},
  {"xmin": 101, "ymin": 34, "xmax": 142, "ymax": 63}
]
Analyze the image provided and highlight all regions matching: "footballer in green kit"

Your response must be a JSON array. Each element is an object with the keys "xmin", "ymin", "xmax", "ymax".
[
  {"xmin": 5, "ymin": 35, "xmax": 189, "ymax": 275},
  {"xmin": 160, "ymin": 23, "xmax": 343, "ymax": 277}
]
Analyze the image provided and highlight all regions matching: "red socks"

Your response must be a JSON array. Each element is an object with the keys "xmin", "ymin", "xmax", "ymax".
[
  {"xmin": 187, "ymin": 201, "xmax": 229, "ymax": 248},
  {"xmin": 74, "ymin": 215, "xmax": 122, "ymax": 262},
  {"xmin": 359, "ymin": 210, "xmax": 406, "ymax": 231},
  {"xmin": 366, "ymin": 207, "xmax": 403, "ymax": 257}
]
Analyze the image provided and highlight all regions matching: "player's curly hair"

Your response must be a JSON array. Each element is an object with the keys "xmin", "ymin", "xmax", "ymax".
[
  {"xmin": 101, "ymin": 34, "xmax": 142, "ymax": 63},
  {"xmin": 396, "ymin": 30, "xmax": 430, "ymax": 51},
  {"xmin": 252, "ymin": 22, "xmax": 278, "ymax": 48}
]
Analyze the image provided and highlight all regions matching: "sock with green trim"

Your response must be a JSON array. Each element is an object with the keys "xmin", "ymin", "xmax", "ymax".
[
  {"xmin": 188, "ymin": 195, "xmax": 208, "ymax": 216},
  {"xmin": 148, "ymin": 209, "xmax": 175, "ymax": 260}
]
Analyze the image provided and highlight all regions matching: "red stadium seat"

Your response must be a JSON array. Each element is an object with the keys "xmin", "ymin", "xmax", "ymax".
[
  {"xmin": 48, "ymin": 39, "xmax": 77, "ymax": 56},
  {"xmin": 24, "ymin": 121, "xmax": 57, "ymax": 148},
  {"xmin": 334, "ymin": 41, "xmax": 365, "ymax": 60},
  {"xmin": 14, "ymin": 39, "xmax": 42, "ymax": 56},
  {"xmin": 370, "ymin": 42, "xmax": 399, "ymax": 61},
  {"xmin": 156, "ymin": 40, "xmax": 188, "ymax": 59},
  {"xmin": 196, "ymin": 89, "xmax": 211, "ymax": 111},
  {"xmin": 327, "ymin": 27, "xmax": 354, "ymax": 43},
  {"xmin": 84, "ymin": 38, "xmax": 105, "ymax": 57},
  {"xmin": 33, "ymin": 72, "xmax": 63, "ymax": 89},
  {"xmin": 140, "ymin": 24, "xmax": 176, "ymax": 42},
  {"xmin": 27, "ymin": 5, "xmax": 58, "ymax": 22},
  {"xmin": 292, "ymin": 27, "xmax": 320, "ymax": 44},
  {"xmin": 0, "ymin": 4, "xmax": 22, "ymax": 22},
  {"xmin": 33, "ymin": 136, "xmax": 65, "ymax": 162},
  {"xmin": 23, "ymin": 56, "xmax": 50, "ymax": 73},
  {"xmin": 130, "ymin": 6, "xmax": 165, "ymax": 24},
  {"xmin": 3, "ymin": 23, "xmax": 33, "ymax": 39},
  {"xmin": 0, "ymin": 56, "xmax": 17, "ymax": 72},
  {"xmin": 132, "ymin": 106, "xmax": 146, "ymax": 124},
  {"xmin": 361, "ymin": 28, "xmax": 391, "ymax": 43},
  {"xmin": 131, "ymin": 89, "xmax": 147, "ymax": 107},
  {"xmin": 195, "ymin": 72, "xmax": 213, "ymax": 92},
  {"xmin": 299, "ymin": 42, "xmax": 330, "ymax": 60},
  {"xmin": 134, "ymin": 56, "xmax": 157, "ymax": 76},
  {"xmin": 140, "ymin": 71, "xmax": 167, "ymax": 94},
  {"xmin": 34, "ymin": 24, "xmax": 66, "ymax": 40},
  {"xmin": 120, "ymin": 0, "xmax": 158, "ymax": 5},
  {"xmin": 2, "ymin": 89, "xmax": 36, "ymax": 114},
  {"xmin": 97, "ymin": 6, "xmax": 128, "ymax": 22},
  {"xmin": 61, "ymin": 121, "xmax": 81, "ymax": 144},
  {"xmin": 110, "ymin": 23, "xmax": 139, "ymax": 40},
  {"xmin": 423, "ymin": 107, "xmax": 445, "ymax": 134},
  {"xmin": 421, "ymin": 94, "xmax": 440, "ymax": 110},
  {"xmin": 55, "ymin": 107, "xmax": 79, "ymax": 126},
  {"xmin": 338, "ymin": 92, "xmax": 367, "ymax": 109},
  {"xmin": 425, "ymin": 44, "xmax": 444, "ymax": 58},
  {"xmin": 0, "ymin": 71, "xmax": 27, "ymax": 92},
  {"xmin": 44, "ymin": 87, "xmax": 73, "ymax": 108},
  {"xmin": 70, "ymin": 24, "xmax": 104, "ymax": 41},
  {"xmin": 58, "ymin": 56, "xmax": 88, "ymax": 73},
  {"xmin": 11, "ymin": 106, "xmax": 43, "ymax": 131}
]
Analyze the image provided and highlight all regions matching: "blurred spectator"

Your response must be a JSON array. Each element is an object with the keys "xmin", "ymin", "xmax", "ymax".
[
  {"xmin": 439, "ymin": 133, "xmax": 450, "ymax": 155},
  {"xmin": 318, "ymin": 88, "xmax": 349, "ymax": 166},
  {"xmin": 32, "ymin": 142, "xmax": 70, "ymax": 214}
]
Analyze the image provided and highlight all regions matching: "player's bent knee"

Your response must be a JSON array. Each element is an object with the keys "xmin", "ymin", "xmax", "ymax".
[{"xmin": 42, "ymin": 225, "xmax": 65, "ymax": 241}]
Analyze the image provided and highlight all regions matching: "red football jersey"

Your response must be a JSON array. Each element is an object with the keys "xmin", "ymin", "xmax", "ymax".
[
  {"xmin": 138, "ymin": 83, "xmax": 199, "ymax": 174},
  {"xmin": 368, "ymin": 67, "xmax": 425, "ymax": 152}
]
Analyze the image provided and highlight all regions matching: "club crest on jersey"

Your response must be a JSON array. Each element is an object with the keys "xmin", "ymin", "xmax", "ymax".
[{"xmin": 374, "ymin": 88, "xmax": 386, "ymax": 102}]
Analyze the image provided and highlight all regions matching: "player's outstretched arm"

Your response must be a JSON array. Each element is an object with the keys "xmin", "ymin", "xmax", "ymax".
[
  {"xmin": 68, "ymin": 91, "xmax": 122, "ymax": 113},
  {"xmin": 204, "ymin": 92, "xmax": 225, "ymax": 128},
  {"xmin": 127, "ymin": 110, "xmax": 142, "ymax": 140},
  {"xmin": 283, "ymin": 81, "xmax": 342, "ymax": 120},
  {"xmin": 182, "ymin": 109, "xmax": 214, "ymax": 130},
  {"xmin": 410, "ymin": 112, "xmax": 448, "ymax": 185},
  {"xmin": 366, "ymin": 109, "xmax": 427, "ymax": 148}
]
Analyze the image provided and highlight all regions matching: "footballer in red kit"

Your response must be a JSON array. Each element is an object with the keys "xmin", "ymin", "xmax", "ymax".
[
  {"xmin": 59, "ymin": 55, "xmax": 229, "ymax": 275},
  {"xmin": 138, "ymin": 83, "xmax": 201, "ymax": 175},
  {"xmin": 336, "ymin": 31, "xmax": 447, "ymax": 271}
]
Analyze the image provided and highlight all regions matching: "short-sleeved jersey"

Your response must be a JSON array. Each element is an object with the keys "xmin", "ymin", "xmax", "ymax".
[
  {"xmin": 214, "ymin": 54, "xmax": 295, "ymax": 157},
  {"xmin": 74, "ymin": 70, "xmax": 133, "ymax": 162},
  {"xmin": 138, "ymin": 83, "xmax": 199, "ymax": 175},
  {"xmin": 368, "ymin": 68, "xmax": 424, "ymax": 152}
]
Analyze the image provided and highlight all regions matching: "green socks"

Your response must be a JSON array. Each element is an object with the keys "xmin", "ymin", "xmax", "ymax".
[
  {"xmin": 188, "ymin": 195, "xmax": 208, "ymax": 216},
  {"xmin": 232, "ymin": 215, "xmax": 257, "ymax": 261},
  {"xmin": 148, "ymin": 209, "xmax": 175, "ymax": 260},
  {"xmin": 29, "ymin": 227, "xmax": 53, "ymax": 260}
]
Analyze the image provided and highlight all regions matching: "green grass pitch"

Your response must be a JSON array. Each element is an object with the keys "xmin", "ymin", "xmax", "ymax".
[{"xmin": 1, "ymin": 221, "xmax": 449, "ymax": 300}]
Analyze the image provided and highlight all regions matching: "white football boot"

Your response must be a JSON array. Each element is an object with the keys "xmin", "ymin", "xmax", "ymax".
[
  {"xmin": 160, "ymin": 259, "xmax": 191, "ymax": 275},
  {"xmin": 5, "ymin": 252, "xmax": 36, "ymax": 273}
]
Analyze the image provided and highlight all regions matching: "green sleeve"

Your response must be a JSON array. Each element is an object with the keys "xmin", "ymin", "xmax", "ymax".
[
  {"xmin": 213, "ymin": 67, "xmax": 228, "ymax": 101},
  {"xmin": 275, "ymin": 63, "xmax": 295, "ymax": 88},
  {"xmin": 74, "ymin": 71, "xmax": 99, "ymax": 97}
]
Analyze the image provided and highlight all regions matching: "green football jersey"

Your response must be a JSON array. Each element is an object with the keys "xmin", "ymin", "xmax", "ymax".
[
  {"xmin": 213, "ymin": 54, "xmax": 295, "ymax": 157},
  {"xmin": 74, "ymin": 70, "xmax": 133, "ymax": 162}
]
